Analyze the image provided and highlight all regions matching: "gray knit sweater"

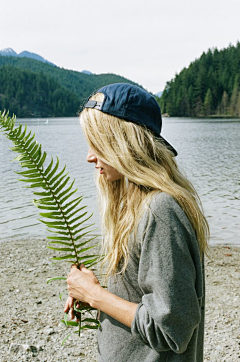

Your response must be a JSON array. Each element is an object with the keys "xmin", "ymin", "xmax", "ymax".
[{"xmin": 98, "ymin": 192, "xmax": 205, "ymax": 362}]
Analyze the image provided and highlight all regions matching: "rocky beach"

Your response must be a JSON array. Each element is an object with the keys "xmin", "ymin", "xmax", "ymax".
[{"xmin": 0, "ymin": 238, "xmax": 239, "ymax": 362}]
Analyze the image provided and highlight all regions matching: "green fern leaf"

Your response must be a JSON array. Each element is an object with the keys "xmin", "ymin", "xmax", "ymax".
[
  {"xmin": 52, "ymin": 255, "xmax": 76, "ymax": 261},
  {"xmin": 0, "ymin": 111, "xmax": 101, "ymax": 336},
  {"xmin": 58, "ymin": 183, "xmax": 77, "ymax": 203},
  {"xmin": 16, "ymin": 170, "xmax": 41, "ymax": 177},
  {"xmin": 33, "ymin": 191, "xmax": 52, "ymax": 197},
  {"xmin": 51, "ymin": 165, "xmax": 67, "ymax": 184},
  {"xmin": 64, "ymin": 197, "xmax": 84, "ymax": 213},
  {"xmin": 47, "ymin": 157, "xmax": 59, "ymax": 181},
  {"xmin": 76, "ymin": 245, "xmax": 98, "ymax": 254},
  {"xmin": 47, "ymin": 246, "xmax": 75, "ymax": 252},
  {"xmin": 48, "ymin": 241, "xmax": 71, "ymax": 246},
  {"xmin": 44, "ymin": 157, "xmax": 54, "ymax": 176}
]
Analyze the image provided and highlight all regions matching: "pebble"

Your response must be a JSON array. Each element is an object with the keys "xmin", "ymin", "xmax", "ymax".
[
  {"xmin": 9, "ymin": 344, "xmax": 42, "ymax": 354},
  {"xmin": 0, "ymin": 238, "xmax": 239, "ymax": 361}
]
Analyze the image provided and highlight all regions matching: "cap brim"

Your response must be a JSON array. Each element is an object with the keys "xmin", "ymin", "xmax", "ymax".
[{"xmin": 159, "ymin": 136, "xmax": 178, "ymax": 156}]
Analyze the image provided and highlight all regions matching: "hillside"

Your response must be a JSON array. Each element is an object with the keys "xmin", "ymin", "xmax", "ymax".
[
  {"xmin": 0, "ymin": 66, "xmax": 80, "ymax": 117},
  {"xmin": 0, "ymin": 55, "xmax": 139, "ymax": 118},
  {"xmin": 159, "ymin": 43, "xmax": 240, "ymax": 117}
]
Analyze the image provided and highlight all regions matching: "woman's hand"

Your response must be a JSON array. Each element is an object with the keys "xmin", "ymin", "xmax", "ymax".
[
  {"xmin": 64, "ymin": 296, "xmax": 91, "ymax": 321},
  {"xmin": 66, "ymin": 264, "xmax": 101, "ymax": 309},
  {"xmin": 66, "ymin": 264, "xmax": 138, "ymax": 328}
]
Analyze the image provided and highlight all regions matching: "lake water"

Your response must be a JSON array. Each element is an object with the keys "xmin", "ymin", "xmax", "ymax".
[{"xmin": 0, "ymin": 117, "xmax": 239, "ymax": 246}]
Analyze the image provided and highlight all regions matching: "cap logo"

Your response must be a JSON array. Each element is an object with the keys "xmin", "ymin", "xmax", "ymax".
[{"xmin": 85, "ymin": 100, "xmax": 102, "ymax": 110}]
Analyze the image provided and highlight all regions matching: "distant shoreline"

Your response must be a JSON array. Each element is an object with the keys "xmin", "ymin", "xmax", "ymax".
[
  {"xmin": 162, "ymin": 114, "xmax": 240, "ymax": 119},
  {"xmin": 13, "ymin": 115, "xmax": 240, "ymax": 120}
]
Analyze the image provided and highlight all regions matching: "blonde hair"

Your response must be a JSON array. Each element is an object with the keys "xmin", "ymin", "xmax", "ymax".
[{"xmin": 80, "ymin": 93, "xmax": 209, "ymax": 277}]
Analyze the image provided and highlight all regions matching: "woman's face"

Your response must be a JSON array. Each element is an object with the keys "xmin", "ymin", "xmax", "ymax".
[{"xmin": 86, "ymin": 148, "xmax": 123, "ymax": 182}]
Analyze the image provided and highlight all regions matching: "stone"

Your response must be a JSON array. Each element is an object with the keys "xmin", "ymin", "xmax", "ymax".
[
  {"xmin": 9, "ymin": 343, "xmax": 41, "ymax": 354},
  {"xmin": 43, "ymin": 327, "xmax": 55, "ymax": 335}
]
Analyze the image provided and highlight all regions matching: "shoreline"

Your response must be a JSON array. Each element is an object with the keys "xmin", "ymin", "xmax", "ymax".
[
  {"xmin": 0, "ymin": 238, "xmax": 239, "ymax": 361},
  {"xmin": 1, "ymin": 236, "xmax": 240, "ymax": 248}
]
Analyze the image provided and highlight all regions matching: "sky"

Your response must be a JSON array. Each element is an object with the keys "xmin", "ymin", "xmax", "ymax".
[{"xmin": 1, "ymin": 0, "xmax": 240, "ymax": 94}]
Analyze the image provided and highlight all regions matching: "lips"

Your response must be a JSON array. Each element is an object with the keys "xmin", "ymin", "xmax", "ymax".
[{"xmin": 95, "ymin": 166, "xmax": 104, "ymax": 175}]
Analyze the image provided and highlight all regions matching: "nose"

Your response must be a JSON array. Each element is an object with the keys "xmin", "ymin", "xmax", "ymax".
[{"xmin": 86, "ymin": 148, "xmax": 97, "ymax": 163}]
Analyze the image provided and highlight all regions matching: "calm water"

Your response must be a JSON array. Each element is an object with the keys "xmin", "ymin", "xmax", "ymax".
[{"xmin": 0, "ymin": 117, "xmax": 239, "ymax": 245}]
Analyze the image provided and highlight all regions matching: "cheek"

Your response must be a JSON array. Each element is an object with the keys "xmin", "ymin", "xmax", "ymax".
[
  {"xmin": 114, "ymin": 170, "xmax": 123, "ymax": 179},
  {"xmin": 107, "ymin": 167, "xmax": 123, "ymax": 181}
]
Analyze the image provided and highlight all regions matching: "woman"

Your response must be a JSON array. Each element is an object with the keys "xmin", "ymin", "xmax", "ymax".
[{"xmin": 64, "ymin": 83, "xmax": 209, "ymax": 362}]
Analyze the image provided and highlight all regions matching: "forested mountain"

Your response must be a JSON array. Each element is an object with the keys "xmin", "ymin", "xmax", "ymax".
[
  {"xmin": 0, "ymin": 55, "xmax": 138, "ymax": 118},
  {"xmin": 0, "ymin": 66, "xmax": 80, "ymax": 117},
  {"xmin": 159, "ymin": 43, "xmax": 240, "ymax": 117},
  {"xmin": 0, "ymin": 48, "xmax": 55, "ymax": 66}
]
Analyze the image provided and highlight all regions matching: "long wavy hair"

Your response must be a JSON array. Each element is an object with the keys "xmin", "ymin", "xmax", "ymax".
[{"xmin": 80, "ymin": 93, "xmax": 209, "ymax": 277}]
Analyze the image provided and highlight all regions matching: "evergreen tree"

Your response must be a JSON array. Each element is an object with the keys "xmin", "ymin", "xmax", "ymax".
[
  {"xmin": 229, "ymin": 75, "xmax": 239, "ymax": 115},
  {"xmin": 219, "ymin": 91, "xmax": 228, "ymax": 115},
  {"xmin": 160, "ymin": 42, "xmax": 240, "ymax": 117},
  {"xmin": 204, "ymin": 89, "xmax": 213, "ymax": 115}
]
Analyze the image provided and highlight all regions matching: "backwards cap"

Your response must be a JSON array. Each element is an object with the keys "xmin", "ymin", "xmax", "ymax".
[{"xmin": 83, "ymin": 83, "xmax": 177, "ymax": 156}]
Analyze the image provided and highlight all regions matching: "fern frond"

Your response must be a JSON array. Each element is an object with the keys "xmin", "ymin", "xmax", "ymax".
[
  {"xmin": 0, "ymin": 111, "xmax": 101, "ymax": 336},
  {"xmin": 0, "ymin": 111, "xmax": 99, "ymax": 267}
]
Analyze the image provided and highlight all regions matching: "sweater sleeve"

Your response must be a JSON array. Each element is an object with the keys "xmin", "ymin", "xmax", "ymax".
[{"xmin": 131, "ymin": 193, "xmax": 203, "ymax": 354}]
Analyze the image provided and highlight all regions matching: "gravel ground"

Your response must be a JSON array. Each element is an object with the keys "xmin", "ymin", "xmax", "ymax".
[{"xmin": 0, "ymin": 238, "xmax": 239, "ymax": 362}]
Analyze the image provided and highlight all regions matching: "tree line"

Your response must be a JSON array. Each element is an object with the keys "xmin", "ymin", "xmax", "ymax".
[
  {"xmin": 159, "ymin": 42, "xmax": 240, "ymax": 117},
  {"xmin": 0, "ymin": 56, "xmax": 137, "ymax": 118},
  {"xmin": 0, "ymin": 66, "xmax": 80, "ymax": 117}
]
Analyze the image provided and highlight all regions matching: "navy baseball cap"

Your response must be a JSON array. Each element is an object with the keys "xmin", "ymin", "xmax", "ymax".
[{"xmin": 83, "ymin": 83, "xmax": 177, "ymax": 156}]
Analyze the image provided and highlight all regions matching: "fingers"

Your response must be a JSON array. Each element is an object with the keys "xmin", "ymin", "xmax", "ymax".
[
  {"xmin": 63, "ymin": 296, "xmax": 74, "ymax": 313},
  {"xmin": 80, "ymin": 264, "xmax": 92, "ymax": 274},
  {"xmin": 79, "ymin": 264, "xmax": 100, "ymax": 284},
  {"xmin": 63, "ymin": 296, "xmax": 76, "ymax": 320},
  {"xmin": 67, "ymin": 264, "xmax": 81, "ymax": 280},
  {"xmin": 69, "ymin": 263, "xmax": 90, "ymax": 276}
]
